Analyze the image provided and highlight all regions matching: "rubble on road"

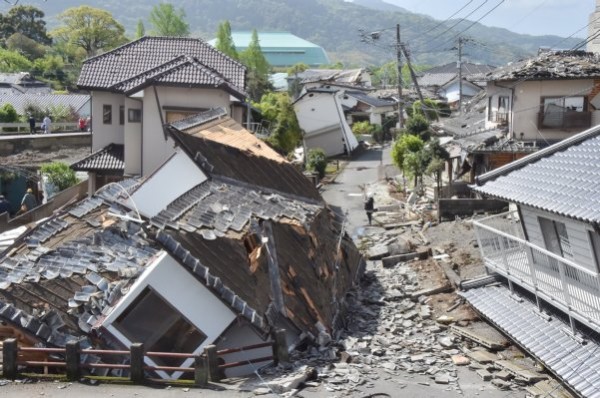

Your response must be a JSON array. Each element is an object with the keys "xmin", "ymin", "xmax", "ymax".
[{"xmin": 250, "ymin": 181, "xmax": 562, "ymax": 397}]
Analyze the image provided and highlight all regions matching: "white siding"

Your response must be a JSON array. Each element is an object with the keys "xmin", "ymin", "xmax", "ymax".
[
  {"xmin": 91, "ymin": 91, "xmax": 124, "ymax": 151},
  {"xmin": 521, "ymin": 205, "xmax": 598, "ymax": 272}
]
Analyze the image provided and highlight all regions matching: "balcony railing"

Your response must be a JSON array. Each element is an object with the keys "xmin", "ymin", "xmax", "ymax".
[
  {"xmin": 474, "ymin": 211, "xmax": 600, "ymax": 331},
  {"xmin": 537, "ymin": 110, "xmax": 592, "ymax": 130},
  {"xmin": 489, "ymin": 111, "xmax": 509, "ymax": 125}
]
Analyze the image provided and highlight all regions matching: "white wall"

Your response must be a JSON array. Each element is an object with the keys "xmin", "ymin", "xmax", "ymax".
[
  {"xmin": 129, "ymin": 149, "xmax": 208, "ymax": 218},
  {"xmin": 102, "ymin": 251, "xmax": 236, "ymax": 379},
  {"xmin": 142, "ymin": 86, "xmax": 232, "ymax": 175},
  {"xmin": 218, "ymin": 324, "xmax": 272, "ymax": 378},
  {"xmin": 91, "ymin": 91, "xmax": 125, "ymax": 151},
  {"xmin": 520, "ymin": 205, "xmax": 599, "ymax": 272}
]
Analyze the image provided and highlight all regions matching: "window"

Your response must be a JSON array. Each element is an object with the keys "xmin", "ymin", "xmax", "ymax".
[
  {"xmin": 540, "ymin": 96, "xmax": 589, "ymax": 129},
  {"xmin": 498, "ymin": 96, "xmax": 509, "ymax": 113},
  {"xmin": 128, "ymin": 109, "xmax": 142, "ymax": 123},
  {"xmin": 114, "ymin": 288, "xmax": 206, "ymax": 367},
  {"xmin": 539, "ymin": 217, "xmax": 574, "ymax": 260},
  {"xmin": 119, "ymin": 105, "xmax": 125, "ymax": 125},
  {"xmin": 542, "ymin": 96, "xmax": 585, "ymax": 113},
  {"xmin": 103, "ymin": 104, "xmax": 112, "ymax": 124}
]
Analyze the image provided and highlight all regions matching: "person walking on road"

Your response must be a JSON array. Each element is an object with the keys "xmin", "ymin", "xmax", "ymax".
[
  {"xmin": 364, "ymin": 193, "xmax": 375, "ymax": 225},
  {"xmin": 28, "ymin": 114, "xmax": 36, "ymax": 134},
  {"xmin": 42, "ymin": 115, "xmax": 51, "ymax": 134}
]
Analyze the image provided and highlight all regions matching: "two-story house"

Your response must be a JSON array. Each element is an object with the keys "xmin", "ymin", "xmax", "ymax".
[
  {"xmin": 486, "ymin": 50, "xmax": 600, "ymax": 146},
  {"xmin": 466, "ymin": 126, "xmax": 600, "ymax": 396},
  {"xmin": 74, "ymin": 36, "xmax": 247, "ymax": 191}
]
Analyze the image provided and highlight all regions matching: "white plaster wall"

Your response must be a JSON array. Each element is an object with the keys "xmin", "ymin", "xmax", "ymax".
[
  {"xmin": 129, "ymin": 149, "xmax": 208, "ymax": 218},
  {"xmin": 91, "ymin": 91, "xmax": 125, "ymax": 151},
  {"xmin": 103, "ymin": 252, "xmax": 236, "ymax": 379},
  {"xmin": 142, "ymin": 86, "xmax": 232, "ymax": 176},
  {"xmin": 124, "ymin": 97, "xmax": 143, "ymax": 176},
  {"xmin": 295, "ymin": 93, "xmax": 338, "ymax": 133},
  {"xmin": 218, "ymin": 324, "xmax": 272, "ymax": 378}
]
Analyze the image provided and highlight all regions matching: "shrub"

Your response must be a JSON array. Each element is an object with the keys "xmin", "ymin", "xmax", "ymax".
[
  {"xmin": 306, "ymin": 148, "xmax": 327, "ymax": 178},
  {"xmin": 0, "ymin": 103, "xmax": 18, "ymax": 122},
  {"xmin": 40, "ymin": 162, "xmax": 78, "ymax": 191}
]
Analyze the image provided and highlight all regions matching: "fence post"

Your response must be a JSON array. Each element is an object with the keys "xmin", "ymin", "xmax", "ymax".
[
  {"xmin": 272, "ymin": 329, "xmax": 289, "ymax": 365},
  {"xmin": 3, "ymin": 338, "xmax": 18, "ymax": 380},
  {"xmin": 204, "ymin": 345, "xmax": 220, "ymax": 382},
  {"xmin": 194, "ymin": 354, "xmax": 208, "ymax": 387},
  {"xmin": 65, "ymin": 340, "xmax": 81, "ymax": 381},
  {"xmin": 130, "ymin": 343, "xmax": 145, "ymax": 384}
]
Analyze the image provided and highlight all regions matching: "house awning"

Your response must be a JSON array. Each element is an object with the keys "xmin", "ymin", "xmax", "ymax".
[{"xmin": 71, "ymin": 144, "xmax": 124, "ymax": 174}]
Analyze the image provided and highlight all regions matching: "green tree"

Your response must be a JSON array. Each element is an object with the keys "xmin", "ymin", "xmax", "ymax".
[
  {"xmin": 135, "ymin": 20, "xmax": 145, "ymax": 39},
  {"xmin": 40, "ymin": 162, "xmax": 78, "ymax": 191},
  {"xmin": 352, "ymin": 121, "xmax": 374, "ymax": 136},
  {"xmin": 0, "ymin": 103, "xmax": 18, "ymax": 122},
  {"xmin": 240, "ymin": 30, "xmax": 271, "ymax": 101},
  {"xmin": 287, "ymin": 62, "xmax": 308, "ymax": 98},
  {"xmin": 215, "ymin": 20, "xmax": 238, "ymax": 59},
  {"xmin": 148, "ymin": 3, "xmax": 189, "ymax": 37},
  {"xmin": 306, "ymin": 148, "xmax": 327, "ymax": 179},
  {"xmin": 404, "ymin": 114, "xmax": 431, "ymax": 141},
  {"xmin": 391, "ymin": 133, "xmax": 424, "ymax": 190},
  {"xmin": 254, "ymin": 92, "xmax": 302, "ymax": 155},
  {"xmin": 0, "ymin": 6, "xmax": 51, "ymax": 45},
  {"xmin": 6, "ymin": 33, "xmax": 47, "ymax": 60},
  {"xmin": 408, "ymin": 99, "xmax": 440, "ymax": 121},
  {"xmin": 0, "ymin": 48, "xmax": 33, "ymax": 72},
  {"xmin": 51, "ymin": 6, "xmax": 128, "ymax": 58},
  {"xmin": 425, "ymin": 140, "xmax": 450, "ymax": 195}
]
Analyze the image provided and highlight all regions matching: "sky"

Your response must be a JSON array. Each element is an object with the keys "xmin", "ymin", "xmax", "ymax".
[{"xmin": 384, "ymin": 0, "xmax": 595, "ymax": 38}]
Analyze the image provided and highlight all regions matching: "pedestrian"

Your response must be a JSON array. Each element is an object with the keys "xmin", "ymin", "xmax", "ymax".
[
  {"xmin": 364, "ymin": 193, "xmax": 375, "ymax": 225},
  {"xmin": 78, "ymin": 117, "xmax": 87, "ymax": 131},
  {"xmin": 19, "ymin": 188, "xmax": 37, "ymax": 214},
  {"xmin": 0, "ymin": 195, "xmax": 10, "ymax": 215},
  {"xmin": 42, "ymin": 115, "xmax": 51, "ymax": 134},
  {"xmin": 28, "ymin": 114, "xmax": 35, "ymax": 134}
]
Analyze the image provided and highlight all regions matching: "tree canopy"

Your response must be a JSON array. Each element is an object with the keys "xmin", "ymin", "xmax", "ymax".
[
  {"xmin": 253, "ymin": 92, "xmax": 302, "ymax": 155},
  {"xmin": 240, "ymin": 29, "xmax": 271, "ymax": 101},
  {"xmin": 0, "ymin": 6, "xmax": 51, "ymax": 46},
  {"xmin": 0, "ymin": 48, "xmax": 33, "ymax": 72},
  {"xmin": 215, "ymin": 20, "xmax": 238, "ymax": 59},
  {"xmin": 148, "ymin": 3, "xmax": 189, "ymax": 37},
  {"xmin": 51, "ymin": 6, "xmax": 127, "ymax": 57}
]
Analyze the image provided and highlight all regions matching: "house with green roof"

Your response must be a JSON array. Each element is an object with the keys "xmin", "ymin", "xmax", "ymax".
[{"xmin": 209, "ymin": 32, "xmax": 330, "ymax": 67}]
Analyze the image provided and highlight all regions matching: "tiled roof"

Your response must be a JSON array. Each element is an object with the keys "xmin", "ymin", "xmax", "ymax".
[
  {"xmin": 71, "ymin": 144, "xmax": 124, "ymax": 173},
  {"xmin": 345, "ymin": 90, "xmax": 396, "ymax": 108},
  {"xmin": 473, "ymin": 125, "xmax": 600, "ymax": 223},
  {"xmin": 417, "ymin": 72, "xmax": 456, "ymax": 88},
  {"xmin": 78, "ymin": 36, "xmax": 245, "ymax": 94},
  {"xmin": 168, "ymin": 111, "xmax": 322, "ymax": 201},
  {"xmin": 298, "ymin": 69, "xmax": 367, "ymax": 85},
  {"xmin": 0, "ymin": 93, "xmax": 89, "ymax": 115},
  {"xmin": 424, "ymin": 62, "xmax": 496, "ymax": 76},
  {"xmin": 462, "ymin": 285, "xmax": 600, "ymax": 398},
  {"xmin": 487, "ymin": 50, "xmax": 600, "ymax": 81}
]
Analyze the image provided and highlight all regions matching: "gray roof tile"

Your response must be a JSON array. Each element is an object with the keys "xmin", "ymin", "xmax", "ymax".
[
  {"xmin": 78, "ymin": 36, "xmax": 245, "ymax": 95},
  {"xmin": 462, "ymin": 285, "xmax": 600, "ymax": 398},
  {"xmin": 473, "ymin": 125, "xmax": 600, "ymax": 223},
  {"xmin": 71, "ymin": 144, "xmax": 124, "ymax": 173}
]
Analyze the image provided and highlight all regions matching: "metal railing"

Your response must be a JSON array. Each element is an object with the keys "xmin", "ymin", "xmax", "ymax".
[
  {"xmin": 243, "ymin": 122, "xmax": 271, "ymax": 139},
  {"xmin": 489, "ymin": 111, "xmax": 509, "ymax": 125},
  {"xmin": 474, "ymin": 211, "xmax": 600, "ymax": 330},
  {"xmin": 0, "ymin": 122, "xmax": 80, "ymax": 134}
]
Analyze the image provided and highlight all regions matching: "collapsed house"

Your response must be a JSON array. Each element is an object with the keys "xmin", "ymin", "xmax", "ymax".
[
  {"xmin": 467, "ymin": 125, "xmax": 600, "ymax": 396},
  {"xmin": 0, "ymin": 109, "xmax": 364, "ymax": 379}
]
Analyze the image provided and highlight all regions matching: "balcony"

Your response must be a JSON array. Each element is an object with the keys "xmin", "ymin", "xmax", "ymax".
[
  {"xmin": 489, "ymin": 111, "xmax": 509, "ymax": 125},
  {"xmin": 474, "ymin": 211, "xmax": 600, "ymax": 331},
  {"xmin": 537, "ymin": 110, "xmax": 592, "ymax": 130}
]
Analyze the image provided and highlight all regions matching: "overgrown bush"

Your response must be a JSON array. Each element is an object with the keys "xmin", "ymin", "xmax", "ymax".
[
  {"xmin": 0, "ymin": 103, "xmax": 18, "ymax": 122},
  {"xmin": 306, "ymin": 148, "xmax": 327, "ymax": 178},
  {"xmin": 40, "ymin": 162, "xmax": 78, "ymax": 191}
]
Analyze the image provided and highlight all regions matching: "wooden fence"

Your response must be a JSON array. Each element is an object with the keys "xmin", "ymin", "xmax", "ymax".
[{"xmin": 2, "ymin": 330, "xmax": 288, "ymax": 386}]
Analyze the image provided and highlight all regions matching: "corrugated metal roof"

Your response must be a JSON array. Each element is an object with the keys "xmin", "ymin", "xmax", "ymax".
[
  {"xmin": 462, "ymin": 285, "xmax": 600, "ymax": 398},
  {"xmin": 472, "ymin": 124, "xmax": 600, "ymax": 223},
  {"xmin": 78, "ymin": 36, "xmax": 245, "ymax": 93},
  {"xmin": 0, "ymin": 94, "xmax": 90, "ymax": 115}
]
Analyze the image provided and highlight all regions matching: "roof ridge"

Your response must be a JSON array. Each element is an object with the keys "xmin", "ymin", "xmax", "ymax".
[{"xmin": 109, "ymin": 55, "xmax": 188, "ymax": 90}]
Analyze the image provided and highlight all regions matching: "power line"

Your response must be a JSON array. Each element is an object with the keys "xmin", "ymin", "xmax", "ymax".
[
  {"xmin": 418, "ymin": 1, "xmax": 475, "ymax": 36},
  {"xmin": 506, "ymin": 0, "xmax": 552, "ymax": 32},
  {"xmin": 427, "ymin": 0, "xmax": 490, "ymax": 42}
]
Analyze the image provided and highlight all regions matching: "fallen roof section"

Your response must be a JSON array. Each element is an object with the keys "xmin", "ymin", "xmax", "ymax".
[{"xmin": 462, "ymin": 284, "xmax": 600, "ymax": 398}]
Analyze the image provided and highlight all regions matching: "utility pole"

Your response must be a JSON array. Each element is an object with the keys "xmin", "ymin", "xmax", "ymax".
[
  {"xmin": 401, "ymin": 44, "xmax": 429, "ymax": 121},
  {"xmin": 396, "ymin": 24, "xmax": 404, "ymax": 129},
  {"xmin": 458, "ymin": 37, "xmax": 464, "ymax": 114}
]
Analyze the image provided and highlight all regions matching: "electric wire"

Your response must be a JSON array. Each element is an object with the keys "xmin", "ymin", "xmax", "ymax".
[
  {"xmin": 418, "ymin": 1, "xmax": 475, "ymax": 36},
  {"xmin": 426, "ymin": 0, "xmax": 490, "ymax": 42}
]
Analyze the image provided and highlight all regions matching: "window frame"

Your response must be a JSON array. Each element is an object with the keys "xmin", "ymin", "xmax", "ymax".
[
  {"xmin": 103, "ymin": 104, "xmax": 112, "ymax": 124},
  {"xmin": 128, "ymin": 109, "xmax": 142, "ymax": 123}
]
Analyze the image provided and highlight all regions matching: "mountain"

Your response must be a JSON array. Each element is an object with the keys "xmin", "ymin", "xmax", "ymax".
[{"xmin": 3, "ymin": 0, "xmax": 583, "ymax": 67}]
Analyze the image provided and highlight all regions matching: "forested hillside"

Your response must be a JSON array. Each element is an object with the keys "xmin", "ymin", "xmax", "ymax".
[{"xmin": 0, "ymin": 0, "xmax": 583, "ymax": 67}]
